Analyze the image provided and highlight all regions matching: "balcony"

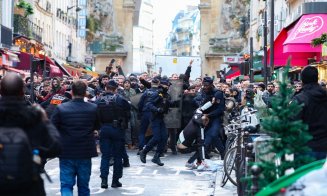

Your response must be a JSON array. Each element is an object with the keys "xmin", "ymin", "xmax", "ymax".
[{"xmin": 13, "ymin": 14, "xmax": 43, "ymax": 43}]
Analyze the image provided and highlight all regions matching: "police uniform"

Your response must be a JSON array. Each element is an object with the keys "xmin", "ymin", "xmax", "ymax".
[
  {"xmin": 139, "ymin": 79, "xmax": 170, "ymax": 166},
  {"xmin": 193, "ymin": 77, "xmax": 225, "ymax": 158},
  {"xmin": 95, "ymin": 80, "xmax": 130, "ymax": 188},
  {"xmin": 137, "ymin": 77, "xmax": 160, "ymax": 151}
]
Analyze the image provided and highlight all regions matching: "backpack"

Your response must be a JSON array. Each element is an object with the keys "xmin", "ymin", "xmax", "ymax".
[{"xmin": 0, "ymin": 127, "xmax": 38, "ymax": 190}]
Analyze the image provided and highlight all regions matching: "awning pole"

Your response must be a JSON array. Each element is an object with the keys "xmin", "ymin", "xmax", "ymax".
[
  {"xmin": 269, "ymin": 0, "xmax": 275, "ymax": 80},
  {"xmin": 264, "ymin": 1, "xmax": 268, "ymax": 87},
  {"xmin": 250, "ymin": 37, "xmax": 254, "ymax": 83},
  {"xmin": 29, "ymin": 54, "xmax": 35, "ymax": 103}
]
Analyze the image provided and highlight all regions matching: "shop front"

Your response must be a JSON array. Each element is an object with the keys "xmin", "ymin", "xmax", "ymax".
[
  {"xmin": 0, "ymin": 49, "xmax": 29, "ymax": 78},
  {"xmin": 268, "ymin": 14, "xmax": 327, "ymax": 68},
  {"xmin": 13, "ymin": 35, "xmax": 65, "ymax": 77}
]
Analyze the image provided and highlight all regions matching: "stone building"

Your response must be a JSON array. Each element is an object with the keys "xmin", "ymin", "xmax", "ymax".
[{"xmin": 199, "ymin": 0, "xmax": 250, "ymax": 77}]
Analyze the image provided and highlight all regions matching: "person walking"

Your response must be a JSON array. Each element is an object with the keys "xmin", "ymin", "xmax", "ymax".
[
  {"xmin": 293, "ymin": 66, "xmax": 327, "ymax": 160},
  {"xmin": 51, "ymin": 80, "xmax": 99, "ymax": 196},
  {"xmin": 0, "ymin": 73, "xmax": 61, "ymax": 196},
  {"xmin": 96, "ymin": 80, "xmax": 131, "ymax": 189}
]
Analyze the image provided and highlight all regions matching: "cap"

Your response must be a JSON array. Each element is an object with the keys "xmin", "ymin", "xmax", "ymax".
[
  {"xmin": 151, "ymin": 76, "xmax": 160, "ymax": 84},
  {"xmin": 160, "ymin": 79, "xmax": 171, "ymax": 86},
  {"xmin": 203, "ymin": 76, "xmax": 213, "ymax": 84},
  {"xmin": 106, "ymin": 79, "xmax": 118, "ymax": 88}
]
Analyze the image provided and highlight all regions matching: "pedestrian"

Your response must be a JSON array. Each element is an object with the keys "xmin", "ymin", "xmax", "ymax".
[
  {"xmin": 51, "ymin": 80, "xmax": 99, "ymax": 196},
  {"xmin": 0, "ymin": 73, "xmax": 61, "ymax": 196},
  {"xmin": 96, "ymin": 80, "xmax": 131, "ymax": 189},
  {"xmin": 293, "ymin": 66, "xmax": 327, "ymax": 160}
]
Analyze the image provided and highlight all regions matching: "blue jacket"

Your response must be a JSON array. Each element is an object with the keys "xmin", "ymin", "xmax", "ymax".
[
  {"xmin": 51, "ymin": 98, "xmax": 99, "ymax": 159},
  {"xmin": 193, "ymin": 88, "xmax": 225, "ymax": 119},
  {"xmin": 138, "ymin": 88, "xmax": 157, "ymax": 113}
]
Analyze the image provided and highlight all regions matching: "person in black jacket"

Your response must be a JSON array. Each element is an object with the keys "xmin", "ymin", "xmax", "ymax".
[
  {"xmin": 0, "ymin": 73, "xmax": 61, "ymax": 196},
  {"xmin": 293, "ymin": 66, "xmax": 327, "ymax": 160},
  {"xmin": 51, "ymin": 80, "xmax": 99, "ymax": 196}
]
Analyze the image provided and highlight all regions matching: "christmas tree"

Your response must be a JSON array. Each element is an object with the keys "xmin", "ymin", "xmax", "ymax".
[{"xmin": 255, "ymin": 59, "xmax": 314, "ymax": 188}]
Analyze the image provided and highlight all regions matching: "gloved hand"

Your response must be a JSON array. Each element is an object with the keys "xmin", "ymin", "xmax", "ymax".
[{"xmin": 157, "ymin": 108, "xmax": 164, "ymax": 113}]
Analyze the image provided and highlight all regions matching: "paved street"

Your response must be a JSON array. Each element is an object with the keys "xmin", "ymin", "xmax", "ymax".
[{"xmin": 44, "ymin": 150, "xmax": 236, "ymax": 196}]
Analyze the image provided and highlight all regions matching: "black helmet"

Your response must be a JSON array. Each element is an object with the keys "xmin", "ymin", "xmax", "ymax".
[{"xmin": 243, "ymin": 125, "xmax": 257, "ymax": 133}]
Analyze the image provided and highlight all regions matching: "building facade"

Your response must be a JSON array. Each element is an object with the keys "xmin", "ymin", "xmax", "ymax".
[
  {"xmin": 133, "ymin": 0, "xmax": 154, "ymax": 73},
  {"xmin": 199, "ymin": 0, "xmax": 250, "ymax": 77},
  {"xmin": 250, "ymin": 0, "xmax": 327, "ymax": 68},
  {"xmin": 88, "ymin": 0, "xmax": 135, "ymax": 74},
  {"xmin": 0, "ymin": 0, "xmax": 14, "ymax": 49},
  {"xmin": 12, "ymin": 0, "xmax": 87, "ymax": 64},
  {"xmin": 166, "ymin": 6, "xmax": 200, "ymax": 57}
]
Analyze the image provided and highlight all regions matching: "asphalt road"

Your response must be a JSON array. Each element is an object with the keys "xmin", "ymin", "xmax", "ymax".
[{"xmin": 44, "ymin": 149, "xmax": 236, "ymax": 196}]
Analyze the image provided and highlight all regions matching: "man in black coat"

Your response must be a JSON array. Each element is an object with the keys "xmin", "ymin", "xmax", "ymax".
[
  {"xmin": 0, "ymin": 73, "xmax": 61, "ymax": 196},
  {"xmin": 294, "ymin": 66, "xmax": 327, "ymax": 160},
  {"xmin": 51, "ymin": 80, "xmax": 100, "ymax": 196}
]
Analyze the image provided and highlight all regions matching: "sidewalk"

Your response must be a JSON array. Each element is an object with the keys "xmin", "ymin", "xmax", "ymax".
[{"xmin": 210, "ymin": 158, "xmax": 237, "ymax": 196}]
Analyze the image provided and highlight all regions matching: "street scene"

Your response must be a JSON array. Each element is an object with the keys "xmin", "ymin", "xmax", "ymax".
[
  {"xmin": 1, "ymin": 0, "xmax": 327, "ymax": 196},
  {"xmin": 44, "ymin": 151, "xmax": 236, "ymax": 196}
]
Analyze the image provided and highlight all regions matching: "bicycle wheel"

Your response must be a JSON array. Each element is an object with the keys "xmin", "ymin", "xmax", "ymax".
[
  {"xmin": 237, "ymin": 159, "xmax": 248, "ymax": 195},
  {"xmin": 223, "ymin": 146, "xmax": 237, "ymax": 186},
  {"xmin": 225, "ymin": 134, "xmax": 236, "ymax": 150},
  {"xmin": 220, "ymin": 165, "xmax": 229, "ymax": 187}
]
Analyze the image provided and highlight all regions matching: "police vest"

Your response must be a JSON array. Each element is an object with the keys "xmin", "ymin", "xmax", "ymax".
[{"xmin": 97, "ymin": 94, "xmax": 125, "ymax": 123}]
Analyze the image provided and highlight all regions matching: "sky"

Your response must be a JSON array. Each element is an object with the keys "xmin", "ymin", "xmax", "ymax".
[{"xmin": 153, "ymin": 0, "xmax": 200, "ymax": 53}]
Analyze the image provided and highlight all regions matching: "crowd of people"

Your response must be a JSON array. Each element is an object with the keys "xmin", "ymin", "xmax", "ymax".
[{"xmin": 1, "ymin": 60, "xmax": 327, "ymax": 196}]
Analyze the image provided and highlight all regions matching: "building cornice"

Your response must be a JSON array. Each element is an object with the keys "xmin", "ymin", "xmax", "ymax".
[
  {"xmin": 95, "ymin": 52, "xmax": 128, "ymax": 57},
  {"xmin": 198, "ymin": 3, "xmax": 211, "ymax": 10},
  {"xmin": 35, "ymin": 1, "xmax": 52, "ymax": 17}
]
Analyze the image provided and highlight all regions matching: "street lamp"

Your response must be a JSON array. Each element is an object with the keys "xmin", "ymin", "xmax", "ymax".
[
  {"xmin": 66, "ymin": 4, "xmax": 82, "ymax": 63},
  {"xmin": 67, "ymin": 5, "xmax": 82, "ymax": 13}
]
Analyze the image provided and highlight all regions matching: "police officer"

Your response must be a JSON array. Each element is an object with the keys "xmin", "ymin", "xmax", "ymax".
[
  {"xmin": 193, "ymin": 77, "xmax": 225, "ymax": 159},
  {"xmin": 96, "ymin": 80, "xmax": 131, "ymax": 189},
  {"xmin": 139, "ymin": 79, "xmax": 170, "ymax": 166},
  {"xmin": 137, "ymin": 77, "xmax": 161, "ymax": 153}
]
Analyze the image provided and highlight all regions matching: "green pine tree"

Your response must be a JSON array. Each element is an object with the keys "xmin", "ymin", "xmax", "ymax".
[{"xmin": 255, "ymin": 59, "xmax": 314, "ymax": 189}]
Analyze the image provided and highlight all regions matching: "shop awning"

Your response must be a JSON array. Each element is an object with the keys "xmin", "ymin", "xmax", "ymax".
[
  {"xmin": 283, "ymin": 14, "xmax": 327, "ymax": 53},
  {"xmin": 267, "ymin": 14, "xmax": 325, "ymax": 67},
  {"xmin": 0, "ymin": 64, "xmax": 29, "ymax": 76},
  {"xmin": 225, "ymin": 65, "xmax": 241, "ymax": 79}
]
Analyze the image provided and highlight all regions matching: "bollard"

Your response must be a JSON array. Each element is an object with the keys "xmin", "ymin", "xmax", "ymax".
[{"xmin": 251, "ymin": 165, "xmax": 262, "ymax": 195}]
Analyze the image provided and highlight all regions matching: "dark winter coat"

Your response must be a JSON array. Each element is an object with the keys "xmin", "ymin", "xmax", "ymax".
[
  {"xmin": 51, "ymin": 98, "xmax": 99, "ymax": 159},
  {"xmin": 293, "ymin": 83, "xmax": 327, "ymax": 152},
  {"xmin": 0, "ymin": 97, "xmax": 61, "ymax": 196}
]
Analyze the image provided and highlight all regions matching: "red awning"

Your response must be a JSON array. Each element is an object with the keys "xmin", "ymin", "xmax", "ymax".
[
  {"xmin": 267, "ymin": 14, "xmax": 324, "ymax": 67},
  {"xmin": 283, "ymin": 14, "xmax": 327, "ymax": 53},
  {"xmin": 225, "ymin": 68, "xmax": 241, "ymax": 79},
  {"xmin": 0, "ymin": 64, "xmax": 29, "ymax": 76}
]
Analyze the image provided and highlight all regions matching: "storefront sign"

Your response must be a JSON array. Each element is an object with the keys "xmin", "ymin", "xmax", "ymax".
[{"xmin": 223, "ymin": 56, "xmax": 244, "ymax": 63}]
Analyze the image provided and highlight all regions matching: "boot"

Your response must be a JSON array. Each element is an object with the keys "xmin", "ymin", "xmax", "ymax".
[
  {"xmin": 101, "ymin": 177, "xmax": 108, "ymax": 189},
  {"xmin": 139, "ymin": 150, "xmax": 147, "ymax": 163},
  {"xmin": 152, "ymin": 153, "xmax": 164, "ymax": 166},
  {"xmin": 123, "ymin": 159, "xmax": 130, "ymax": 167},
  {"xmin": 111, "ymin": 179, "xmax": 122, "ymax": 188}
]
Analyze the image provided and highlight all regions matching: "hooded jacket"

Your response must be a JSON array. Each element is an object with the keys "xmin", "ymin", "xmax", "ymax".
[{"xmin": 294, "ymin": 83, "xmax": 327, "ymax": 152}]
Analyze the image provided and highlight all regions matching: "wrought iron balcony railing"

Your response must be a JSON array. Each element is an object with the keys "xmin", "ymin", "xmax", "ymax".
[{"xmin": 14, "ymin": 14, "xmax": 43, "ymax": 43}]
